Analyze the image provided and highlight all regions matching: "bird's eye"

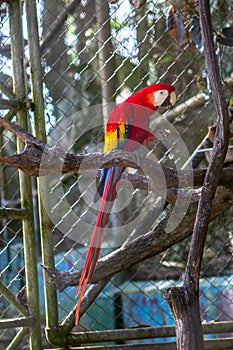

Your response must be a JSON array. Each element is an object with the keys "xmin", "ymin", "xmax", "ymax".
[{"xmin": 153, "ymin": 89, "xmax": 169, "ymax": 107}]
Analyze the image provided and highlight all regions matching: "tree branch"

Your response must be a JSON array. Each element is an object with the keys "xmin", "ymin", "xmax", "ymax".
[
  {"xmin": 0, "ymin": 76, "xmax": 15, "ymax": 100},
  {"xmin": 41, "ymin": 182, "xmax": 233, "ymax": 333},
  {"xmin": 0, "ymin": 98, "xmax": 19, "ymax": 109},
  {"xmin": 164, "ymin": 2, "xmax": 230, "ymax": 349},
  {"xmin": 42, "ymin": 185, "xmax": 233, "ymax": 293},
  {"xmin": 0, "ymin": 115, "xmax": 232, "ymax": 194},
  {"xmin": 165, "ymin": 92, "xmax": 207, "ymax": 122},
  {"xmin": 185, "ymin": 0, "xmax": 230, "ymax": 294}
]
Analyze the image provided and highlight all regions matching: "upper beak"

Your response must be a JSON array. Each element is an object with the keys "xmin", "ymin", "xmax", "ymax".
[{"xmin": 162, "ymin": 91, "xmax": 176, "ymax": 107}]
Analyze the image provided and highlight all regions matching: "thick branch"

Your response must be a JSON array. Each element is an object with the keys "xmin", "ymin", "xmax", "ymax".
[
  {"xmin": 0, "ymin": 114, "xmax": 232, "ymax": 194},
  {"xmin": 43, "ymin": 185, "xmax": 233, "ymax": 331},
  {"xmin": 0, "ymin": 115, "xmax": 42, "ymax": 144},
  {"xmin": 165, "ymin": 93, "xmax": 207, "ymax": 122},
  {"xmin": 185, "ymin": 0, "xmax": 230, "ymax": 291},
  {"xmin": 0, "ymin": 98, "xmax": 19, "ymax": 109},
  {"xmin": 0, "ymin": 136, "xmax": 232, "ymax": 191},
  {"xmin": 165, "ymin": 3, "xmax": 230, "ymax": 350},
  {"xmin": 0, "ymin": 208, "xmax": 27, "ymax": 219},
  {"xmin": 0, "ymin": 77, "xmax": 15, "ymax": 100},
  {"xmin": 0, "ymin": 316, "xmax": 34, "ymax": 329},
  {"xmin": 43, "ymin": 186, "xmax": 233, "ymax": 293}
]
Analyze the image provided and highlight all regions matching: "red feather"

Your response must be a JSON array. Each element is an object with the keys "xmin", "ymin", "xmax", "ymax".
[
  {"xmin": 75, "ymin": 167, "xmax": 122, "ymax": 325},
  {"xmin": 75, "ymin": 84, "xmax": 175, "ymax": 324}
]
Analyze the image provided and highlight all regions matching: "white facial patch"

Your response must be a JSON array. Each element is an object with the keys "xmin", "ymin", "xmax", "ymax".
[{"xmin": 153, "ymin": 89, "xmax": 169, "ymax": 106}]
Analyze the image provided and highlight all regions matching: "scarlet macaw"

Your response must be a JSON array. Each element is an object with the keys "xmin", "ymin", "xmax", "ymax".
[{"xmin": 75, "ymin": 84, "xmax": 176, "ymax": 324}]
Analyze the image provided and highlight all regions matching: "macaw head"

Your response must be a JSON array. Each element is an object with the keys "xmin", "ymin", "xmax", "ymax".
[{"xmin": 125, "ymin": 83, "xmax": 176, "ymax": 111}]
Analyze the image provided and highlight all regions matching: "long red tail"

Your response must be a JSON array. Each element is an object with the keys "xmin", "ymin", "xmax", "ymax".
[{"xmin": 75, "ymin": 167, "xmax": 124, "ymax": 325}]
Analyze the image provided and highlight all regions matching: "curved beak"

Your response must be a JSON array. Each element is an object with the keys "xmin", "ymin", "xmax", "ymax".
[{"xmin": 162, "ymin": 91, "xmax": 176, "ymax": 107}]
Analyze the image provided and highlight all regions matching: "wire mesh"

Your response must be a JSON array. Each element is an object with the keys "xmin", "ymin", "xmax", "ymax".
[{"xmin": 0, "ymin": 0, "xmax": 232, "ymax": 348}]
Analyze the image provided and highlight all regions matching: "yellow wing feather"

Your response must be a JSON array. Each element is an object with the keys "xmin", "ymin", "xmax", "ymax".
[
  {"xmin": 104, "ymin": 122, "xmax": 129, "ymax": 152},
  {"xmin": 104, "ymin": 128, "xmax": 118, "ymax": 152}
]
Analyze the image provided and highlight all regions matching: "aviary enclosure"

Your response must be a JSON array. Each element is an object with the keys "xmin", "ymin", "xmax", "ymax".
[{"xmin": 0, "ymin": 0, "xmax": 232, "ymax": 349}]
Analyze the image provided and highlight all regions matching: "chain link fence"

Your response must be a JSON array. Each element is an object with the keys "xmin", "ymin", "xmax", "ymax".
[{"xmin": 0, "ymin": 0, "xmax": 233, "ymax": 349}]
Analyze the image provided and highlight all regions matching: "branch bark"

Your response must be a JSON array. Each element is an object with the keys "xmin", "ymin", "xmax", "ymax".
[
  {"xmin": 164, "ymin": 2, "xmax": 230, "ymax": 350},
  {"xmin": 43, "ymin": 185, "xmax": 233, "ymax": 293},
  {"xmin": 0, "ymin": 98, "xmax": 19, "ymax": 109},
  {"xmin": 0, "ymin": 115, "xmax": 233, "ymax": 193},
  {"xmin": 42, "ymin": 185, "xmax": 233, "ymax": 333}
]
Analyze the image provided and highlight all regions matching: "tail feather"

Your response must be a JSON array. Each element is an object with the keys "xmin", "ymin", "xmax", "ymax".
[
  {"xmin": 75, "ymin": 167, "xmax": 124, "ymax": 325},
  {"xmin": 75, "ymin": 238, "xmax": 102, "ymax": 325}
]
